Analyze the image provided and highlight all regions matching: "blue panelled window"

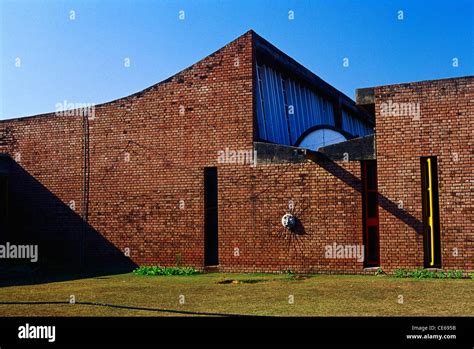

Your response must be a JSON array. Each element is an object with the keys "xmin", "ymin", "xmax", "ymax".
[
  {"xmin": 342, "ymin": 110, "xmax": 372, "ymax": 137},
  {"xmin": 255, "ymin": 62, "xmax": 373, "ymax": 147}
]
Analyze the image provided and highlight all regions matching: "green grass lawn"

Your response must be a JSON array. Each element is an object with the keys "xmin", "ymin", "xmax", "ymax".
[{"xmin": 0, "ymin": 273, "xmax": 472, "ymax": 316}]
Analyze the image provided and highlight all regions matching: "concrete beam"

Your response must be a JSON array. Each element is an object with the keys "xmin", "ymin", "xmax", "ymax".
[
  {"xmin": 356, "ymin": 87, "xmax": 375, "ymax": 105},
  {"xmin": 355, "ymin": 87, "xmax": 375, "ymax": 122},
  {"xmin": 254, "ymin": 142, "xmax": 308, "ymax": 164},
  {"xmin": 317, "ymin": 134, "xmax": 376, "ymax": 161}
]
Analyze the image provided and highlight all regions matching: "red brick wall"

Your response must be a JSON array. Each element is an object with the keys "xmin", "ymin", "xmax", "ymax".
[
  {"xmin": 1, "ymin": 28, "xmax": 471, "ymax": 274},
  {"xmin": 0, "ymin": 30, "xmax": 367, "ymax": 273},
  {"xmin": 83, "ymin": 31, "xmax": 254, "ymax": 267},
  {"xmin": 219, "ymin": 160, "xmax": 364, "ymax": 273},
  {"xmin": 375, "ymin": 77, "xmax": 474, "ymax": 272},
  {"xmin": 0, "ymin": 115, "xmax": 86, "ymax": 266},
  {"xmin": 0, "ymin": 31, "xmax": 255, "ymax": 269}
]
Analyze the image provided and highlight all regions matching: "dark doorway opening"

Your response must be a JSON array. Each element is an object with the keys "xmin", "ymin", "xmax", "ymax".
[
  {"xmin": 204, "ymin": 167, "xmax": 218, "ymax": 266},
  {"xmin": 421, "ymin": 157, "xmax": 441, "ymax": 268},
  {"xmin": 361, "ymin": 160, "xmax": 380, "ymax": 267}
]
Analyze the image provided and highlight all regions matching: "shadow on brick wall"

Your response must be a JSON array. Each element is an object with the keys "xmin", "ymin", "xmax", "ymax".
[
  {"xmin": 0, "ymin": 156, "xmax": 137, "ymax": 287},
  {"xmin": 308, "ymin": 152, "xmax": 424, "ymax": 235}
]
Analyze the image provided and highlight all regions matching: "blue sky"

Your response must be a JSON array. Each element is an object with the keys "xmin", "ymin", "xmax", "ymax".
[{"xmin": 1, "ymin": 0, "xmax": 472, "ymax": 119}]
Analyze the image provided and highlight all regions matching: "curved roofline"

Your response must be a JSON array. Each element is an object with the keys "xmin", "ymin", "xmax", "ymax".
[
  {"xmin": 4, "ymin": 29, "xmax": 464, "ymax": 124},
  {"xmin": 0, "ymin": 30, "xmax": 255, "ymax": 123}
]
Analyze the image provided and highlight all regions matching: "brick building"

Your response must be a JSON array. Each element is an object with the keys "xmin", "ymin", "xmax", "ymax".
[{"xmin": 0, "ymin": 30, "xmax": 472, "ymax": 274}]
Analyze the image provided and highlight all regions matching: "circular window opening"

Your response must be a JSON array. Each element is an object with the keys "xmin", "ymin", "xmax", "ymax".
[{"xmin": 296, "ymin": 128, "xmax": 347, "ymax": 151}]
